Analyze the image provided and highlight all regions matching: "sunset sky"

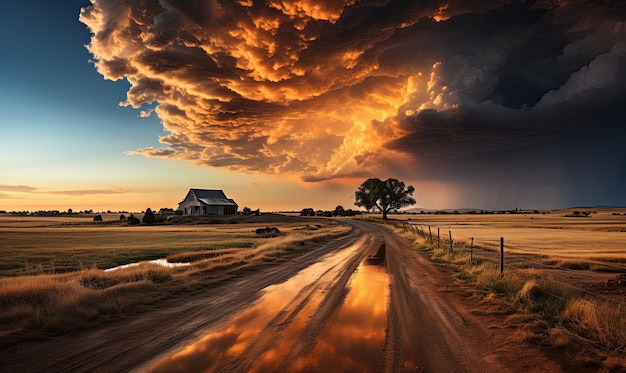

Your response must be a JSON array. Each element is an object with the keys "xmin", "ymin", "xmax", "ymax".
[{"xmin": 1, "ymin": 0, "xmax": 625, "ymax": 213}]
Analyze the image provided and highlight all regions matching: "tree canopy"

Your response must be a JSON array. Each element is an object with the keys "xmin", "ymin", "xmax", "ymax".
[
  {"xmin": 354, "ymin": 178, "xmax": 416, "ymax": 220},
  {"xmin": 142, "ymin": 208, "xmax": 155, "ymax": 225}
]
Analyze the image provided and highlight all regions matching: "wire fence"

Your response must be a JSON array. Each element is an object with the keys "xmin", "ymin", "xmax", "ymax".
[
  {"xmin": 385, "ymin": 220, "xmax": 626, "ymax": 356},
  {"xmin": 393, "ymin": 221, "xmax": 626, "ymax": 306}
]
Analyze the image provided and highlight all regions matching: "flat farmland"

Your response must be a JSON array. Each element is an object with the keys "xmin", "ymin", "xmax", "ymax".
[
  {"xmin": 383, "ymin": 208, "xmax": 626, "ymax": 314},
  {"xmin": 0, "ymin": 226, "xmax": 254, "ymax": 275},
  {"xmin": 0, "ymin": 214, "xmax": 352, "ymax": 347},
  {"xmin": 0, "ymin": 214, "xmax": 347, "ymax": 276},
  {"xmin": 395, "ymin": 208, "xmax": 626, "ymax": 262}
]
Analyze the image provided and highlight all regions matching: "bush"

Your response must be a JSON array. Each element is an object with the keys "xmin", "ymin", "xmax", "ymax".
[
  {"xmin": 127, "ymin": 214, "xmax": 140, "ymax": 225},
  {"xmin": 93, "ymin": 215, "xmax": 102, "ymax": 222},
  {"xmin": 255, "ymin": 227, "xmax": 281, "ymax": 236}
]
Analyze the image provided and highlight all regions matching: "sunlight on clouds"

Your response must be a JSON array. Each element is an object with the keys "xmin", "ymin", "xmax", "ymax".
[
  {"xmin": 80, "ymin": 0, "xmax": 434, "ymax": 182},
  {"xmin": 433, "ymin": 5, "xmax": 451, "ymax": 22},
  {"xmin": 81, "ymin": 0, "xmax": 626, "ymax": 194},
  {"xmin": 267, "ymin": 0, "xmax": 355, "ymax": 23}
]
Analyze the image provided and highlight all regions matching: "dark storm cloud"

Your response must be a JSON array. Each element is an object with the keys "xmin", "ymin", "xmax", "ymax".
[
  {"xmin": 81, "ymin": 0, "xmax": 626, "ymax": 192},
  {"xmin": 382, "ymin": 1, "xmax": 626, "ymax": 168}
]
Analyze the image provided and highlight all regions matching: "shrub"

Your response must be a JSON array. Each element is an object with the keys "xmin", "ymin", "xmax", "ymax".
[
  {"xmin": 255, "ymin": 227, "xmax": 281, "ymax": 237},
  {"xmin": 127, "ymin": 214, "xmax": 140, "ymax": 225}
]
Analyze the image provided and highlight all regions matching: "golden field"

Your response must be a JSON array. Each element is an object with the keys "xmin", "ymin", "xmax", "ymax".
[
  {"xmin": 397, "ymin": 208, "xmax": 626, "ymax": 261},
  {"xmin": 0, "ymin": 214, "xmax": 350, "ymax": 342}
]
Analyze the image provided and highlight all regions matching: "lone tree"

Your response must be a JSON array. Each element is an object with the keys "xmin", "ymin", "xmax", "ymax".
[{"xmin": 354, "ymin": 178, "xmax": 416, "ymax": 220}]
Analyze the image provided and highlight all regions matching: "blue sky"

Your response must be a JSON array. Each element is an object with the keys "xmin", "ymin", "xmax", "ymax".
[
  {"xmin": 1, "ymin": 1, "xmax": 625, "ymax": 212},
  {"xmin": 0, "ymin": 1, "xmax": 333, "ymax": 212}
]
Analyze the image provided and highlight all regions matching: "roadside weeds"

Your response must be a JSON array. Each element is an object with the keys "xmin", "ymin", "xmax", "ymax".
[{"xmin": 385, "ymin": 221, "xmax": 626, "ymax": 373}]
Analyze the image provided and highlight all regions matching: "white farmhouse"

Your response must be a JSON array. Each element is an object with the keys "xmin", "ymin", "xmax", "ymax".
[{"xmin": 178, "ymin": 189, "xmax": 238, "ymax": 216}]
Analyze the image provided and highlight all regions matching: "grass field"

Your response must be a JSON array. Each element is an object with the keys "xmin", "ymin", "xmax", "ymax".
[
  {"xmin": 0, "ymin": 224, "xmax": 261, "ymax": 276},
  {"xmin": 391, "ymin": 208, "xmax": 626, "ymax": 262},
  {"xmin": 0, "ymin": 214, "xmax": 351, "ymax": 343}
]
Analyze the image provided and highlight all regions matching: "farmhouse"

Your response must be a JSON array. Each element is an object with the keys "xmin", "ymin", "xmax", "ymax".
[{"xmin": 178, "ymin": 189, "xmax": 238, "ymax": 216}]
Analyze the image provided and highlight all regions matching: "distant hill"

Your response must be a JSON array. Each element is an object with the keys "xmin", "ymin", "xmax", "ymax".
[
  {"xmin": 405, "ymin": 207, "xmax": 491, "ymax": 214},
  {"xmin": 404, "ymin": 206, "xmax": 626, "ymax": 214}
]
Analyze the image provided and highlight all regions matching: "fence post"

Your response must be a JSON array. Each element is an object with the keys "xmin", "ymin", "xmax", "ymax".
[
  {"xmin": 437, "ymin": 228, "xmax": 440, "ymax": 248},
  {"xmin": 470, "ymin": 237, "xmax": 474, "ymax": 262},
  {"xmin": 500, "ymin": 237, "xmax": 504, "ymax": 276},
  {"xmin": 429, "ymin": 226, "xmax": 433, "ymax": 244},
  {"xmin": 449, "ymin": 230, "xmax": 453, "ymax": 253}
]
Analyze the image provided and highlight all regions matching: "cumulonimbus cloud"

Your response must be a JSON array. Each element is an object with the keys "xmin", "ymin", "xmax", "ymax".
[{"xmin": 80, "ymin": 0, "xmax": 626, "ymax": 182}]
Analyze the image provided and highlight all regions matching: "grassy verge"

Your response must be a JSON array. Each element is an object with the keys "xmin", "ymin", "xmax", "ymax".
[
  {"xmin": 385, "ymin": 221, "xmax": 626, "ymax": 372},
  {"xmin": 0, "ymin": 220, "xmax": 351, "ymax": 345}
]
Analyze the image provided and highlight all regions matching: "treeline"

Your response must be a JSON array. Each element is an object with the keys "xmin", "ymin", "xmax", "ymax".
[{"xmin": 300, "ymin": 206, "xmax": 362, "ymax": 217}]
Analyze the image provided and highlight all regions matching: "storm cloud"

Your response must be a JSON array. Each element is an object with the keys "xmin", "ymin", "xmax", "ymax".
[{"xmin": 81, "ymin": 0, "xmax": 626, "ymax": 201}]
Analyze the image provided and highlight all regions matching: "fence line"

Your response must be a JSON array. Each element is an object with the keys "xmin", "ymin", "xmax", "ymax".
[
  {"xmin": 393, "ymin": 221, "xmax": 626, "ymax": 308},
  {"xmin": 390, "ymin": 220, "xmax": 626, "ymax": 356}
]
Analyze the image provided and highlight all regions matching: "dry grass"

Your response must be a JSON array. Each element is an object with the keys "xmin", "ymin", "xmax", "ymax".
[
  {"xmin": 0, "ymin": 264, "xmax": 171, "ymax": 337},
  {"xmin": 384, "ymin": 217, "xmax": 626, "ymax": 371},
  {"xmin": 386, "ymin": 209, "xmax": 626, "ymax": 261},
  {"xmin": 562, "ymin": 299, "xmax": 626, "ymax": 354},
  {"xmin": 0, "ymin": 217, "xmax": 351, "ymax": 343}
]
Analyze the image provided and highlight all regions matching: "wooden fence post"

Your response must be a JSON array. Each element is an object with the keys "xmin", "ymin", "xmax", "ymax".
[
  {"xmin": 470, "ymin": 237, "xmax": 474, "ymax": 262},
  {"xmin": 429, "ymin": 226, "xmax": 433, "ymax": 244},
  {"xmin": 500, "ymin": 237, "xmax": 504, "ymax": 276},
  {"xmin": 437, "ymin": 228, "xmax": 440, "ymax": 248},
  {"xmin": 449, "ymin": 230, "xmax": 453, "ymax": 253}
]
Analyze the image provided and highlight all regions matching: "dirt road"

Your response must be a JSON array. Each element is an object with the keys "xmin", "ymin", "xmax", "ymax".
[{"xmin": 0, "ymin": 219, "xmax": 562, "ymax": 372}]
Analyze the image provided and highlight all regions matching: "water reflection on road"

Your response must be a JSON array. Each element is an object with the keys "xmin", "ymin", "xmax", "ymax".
[
  {"xmin": 144, "ymin": 237, "xmax": 389, "ymax": 372},
  {"xmin": 289, "ymin": 262, "xmax": 389, "ymax": 372}
]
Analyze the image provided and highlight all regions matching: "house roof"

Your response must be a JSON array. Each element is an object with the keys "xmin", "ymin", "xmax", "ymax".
[
  {"xmin": 190, "ymin": 189, "xmax": 228, "ymax": 199},
  {"xmin": 180, "ymin": 189, "xmax": 238, "ymax": 206}
]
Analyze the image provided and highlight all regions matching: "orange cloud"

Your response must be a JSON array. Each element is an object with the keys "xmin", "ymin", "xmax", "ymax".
[
  {"xmin": 80, "ymin": 0, "xmax": 626, "ymax": 187},
  {"xmin": 0, "ymin": 184, "xmax": 37, "ymax": 192},
  {"xmin": 47, "ymin": 187, "xmax": 137, "ymax": 196}
]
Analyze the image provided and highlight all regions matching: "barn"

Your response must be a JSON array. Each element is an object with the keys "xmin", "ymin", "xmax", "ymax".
[{"xmin": 178, "ymin": 189, "xmax": 238, "ymax": 216}]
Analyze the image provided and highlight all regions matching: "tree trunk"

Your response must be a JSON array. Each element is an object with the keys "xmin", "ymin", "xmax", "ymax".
[{"xmin": 382, "ymin": 209, "xmax": 388, "ymax": 220}]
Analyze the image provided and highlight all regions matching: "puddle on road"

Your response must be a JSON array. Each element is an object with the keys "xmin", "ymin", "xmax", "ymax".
[
  {"xmin": 288, "ymin": 262, "xmax": 389, "ymax": 372},
  {"xmin": 144, "ymin": 239, "xmax": 390, "ymax": 373}
]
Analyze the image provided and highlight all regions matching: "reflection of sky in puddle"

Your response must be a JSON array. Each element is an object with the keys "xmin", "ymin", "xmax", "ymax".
[
  {"xmin": 104, "ymin": 259, "xmax": 190, "ymax": 272},
  {"xmin": 145, "ymin": 237, "xmax": 389, "ymax": 373},
  {"xmin": 289, "ymin": 263, "xmax": 389, "ymax": 372}
]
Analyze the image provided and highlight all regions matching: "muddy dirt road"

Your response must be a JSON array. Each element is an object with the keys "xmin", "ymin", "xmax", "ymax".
[{"xmin": 0, "ymin": 219, "xmax": 561, "ymax": 372}]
